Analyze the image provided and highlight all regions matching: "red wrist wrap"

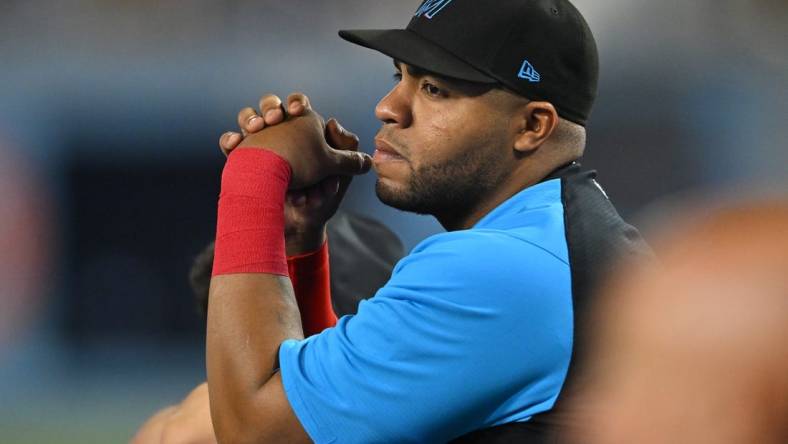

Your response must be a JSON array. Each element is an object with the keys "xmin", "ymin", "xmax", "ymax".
[
  {"xmin": 287, "ymin": 241, "xmax": 338, "ymax": 336},
  {"xmin": 212, "ymin": 148, "xmax": 291, "ymax": 277}
]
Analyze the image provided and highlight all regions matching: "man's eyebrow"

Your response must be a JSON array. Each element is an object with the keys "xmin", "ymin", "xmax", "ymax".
[
  {"xmin": 391, "ymin": 58, "xmax": 497, "ymax": 96},
  {"xmin": 392, "ymin": 59, "xmax": 450, "ymax": 82}
]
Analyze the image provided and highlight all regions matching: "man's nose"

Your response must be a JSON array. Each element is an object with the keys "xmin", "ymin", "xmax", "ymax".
[{"xmin": 375, "ymin": 84, "xmax": 412, "ymax": 128}]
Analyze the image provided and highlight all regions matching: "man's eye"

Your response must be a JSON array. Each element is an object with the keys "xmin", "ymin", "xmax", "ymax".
[
  {"xmin": 393, "ymin": 72, "xmax": 402, "ymax": 82},
  {"xmin": 422, "ymin": 82, "xmax": 444, "ymax": 97}
]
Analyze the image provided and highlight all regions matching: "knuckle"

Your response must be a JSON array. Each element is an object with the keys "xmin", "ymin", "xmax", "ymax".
[
  {"xmin": 260, "ymin": 93, "xmax": 282, "ymax": 109},
  {"xmin": 237, "ymin": 107, "xmax": 256, "ymax": 124},
  {"xmin": 288, "ymin": 91, "xmax": 310, "ymax": 104}
]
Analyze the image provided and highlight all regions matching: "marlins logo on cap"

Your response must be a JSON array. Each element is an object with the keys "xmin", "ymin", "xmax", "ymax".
[{"xmin": 414, "ymin": 0, "xmax": 455, "ymax": 19}]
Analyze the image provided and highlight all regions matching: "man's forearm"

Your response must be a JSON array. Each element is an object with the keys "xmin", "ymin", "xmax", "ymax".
[
  {"xmin": 206, "ymin": 148, "xmax": 304, "ymax": 441},
  {"xmin": 206, "ymin": 274, "xmax": 303, "ymax": 439},
  {"xmin": 203, "ymin": 101, "xmax": 370, "ymax": 441}
]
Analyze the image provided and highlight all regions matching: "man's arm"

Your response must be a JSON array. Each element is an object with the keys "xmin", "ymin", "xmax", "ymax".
[
  {"xmin": 206, "ymin": 108, "xmax": 371, "ymax": 443},
  {"xmin": 133, "ymin": 94, "xmax": 360, "ymax": 444},
  {"xmin": 207, "ymin": 274, "xmax": 309, "ymax": 443},
  {"xmin": 134, "ymin": 243, "xmax": 335, "ymax": 444}
]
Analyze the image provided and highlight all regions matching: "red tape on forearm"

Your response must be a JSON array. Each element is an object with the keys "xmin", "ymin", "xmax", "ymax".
[
  {"xmin": 287, "ymin": 240, "xmax": 338, "ymax": 335},
  {"xmin": 212, "ymin": 148, "xmax": 291, "ymax": 277}
]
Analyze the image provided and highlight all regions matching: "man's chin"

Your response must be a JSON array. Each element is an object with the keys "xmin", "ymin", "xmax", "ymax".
[
  {"xmin": 375, "ymin": 180, "xmax": 409, "ymax": 210},
  {"xmin": 375, "ymin": 178, "xmax": 398, "ymax": 201},
  {"xmin": 375, "ymin": 179, "xmax": 431, "ymax": 215}
]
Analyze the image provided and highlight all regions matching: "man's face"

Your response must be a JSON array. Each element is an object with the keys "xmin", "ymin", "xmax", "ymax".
[{"xmin": 373, "ymin": 61, "xmax": 520, "ymax": 219}]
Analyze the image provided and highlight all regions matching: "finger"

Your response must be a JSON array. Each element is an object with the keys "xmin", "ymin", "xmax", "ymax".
[
  {"xmin": 237, "ymin": 107, "xmax": 264, "ymax": 135},
  {"xmin": 219, "ymin": 132, "xmax": 243, "ymax": 156},
  {"xmin": 334, "ymin": 174, "xmax": 354, "ymax": 204},
  {"xmin": 258, "ymin": 94, "xmax": 285, "ymax": 126},
  {"xmin": 330, "ymin": 148, "xmax": 373, "ymax": 176},
  {"xmin": 325, "ymin": 118, "xmax": 360, "ymax": 150},
  {"xmin": 286, "ymin": 92, "xmax": 312, "ymax": 116}
]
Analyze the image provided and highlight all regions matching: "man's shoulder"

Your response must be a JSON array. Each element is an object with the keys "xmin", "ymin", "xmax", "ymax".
[
  {"xmin": 412, "ymin": 228, "xmax": 541, "ymax": 252},
  {"xmin": 394, "ymin": 229, "xmax": 569, "ymax": 283}
]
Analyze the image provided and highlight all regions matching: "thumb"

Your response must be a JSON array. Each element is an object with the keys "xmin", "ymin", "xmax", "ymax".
[
  {"xmin": 329, "ymin": 147, "xmax": 373, "ymax": 176},
  {"xmin": 325, "ymin": 118, "xmax": 359, "ymax": 150}
]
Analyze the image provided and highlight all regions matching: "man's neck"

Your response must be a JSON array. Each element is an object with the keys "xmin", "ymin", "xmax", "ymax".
[
  {"xmin": 436, "ymin": 175, "xmax": 541, "ymax": 231},
  {"xmin": 436, "ymin": 159, "xmax": 576, "ymax": 231}
]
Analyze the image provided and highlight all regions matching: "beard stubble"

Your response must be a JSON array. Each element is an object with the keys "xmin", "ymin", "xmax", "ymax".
[{"xmin": 375, "ymin": 144, "xmax": 507, "ymax": 222}]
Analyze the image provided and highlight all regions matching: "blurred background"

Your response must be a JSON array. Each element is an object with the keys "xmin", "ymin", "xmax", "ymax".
[{"xmin": 0, "ymin": 0, "xmax": 785, "ymax": 442}]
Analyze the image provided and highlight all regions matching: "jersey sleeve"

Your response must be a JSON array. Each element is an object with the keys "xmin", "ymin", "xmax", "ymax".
[{"xmin": 278, "ymin": 231, "xmax": 573, "ymax": 443}]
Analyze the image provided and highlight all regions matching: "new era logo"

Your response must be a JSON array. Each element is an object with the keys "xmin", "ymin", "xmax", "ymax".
[
  {"xmin": 414, "ymin": 0, "xmax": 454, "ymax": 19},
  {"xmin": 517, "ymin": 60, "xmax": 541, "ymax": 83}
]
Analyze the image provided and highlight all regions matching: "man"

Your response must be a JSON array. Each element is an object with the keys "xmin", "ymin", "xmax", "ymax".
[
  {"xmin": 137, "ymin": 1, "xmax": 649, "ymax": 442},
  {"xmin": 568, "ymin": 202, "xmax": 788, "ymax": 444}
]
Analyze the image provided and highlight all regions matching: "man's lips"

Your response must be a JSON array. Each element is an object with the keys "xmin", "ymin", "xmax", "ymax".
[{"xmin": 373, "ymin": 138, "xmax": 406, "ymax": 162}]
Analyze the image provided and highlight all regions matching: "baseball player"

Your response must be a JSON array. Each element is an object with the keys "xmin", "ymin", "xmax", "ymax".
[{"xmin": 135, "ymin": 1, "xmax": 650, "ymax": 442}]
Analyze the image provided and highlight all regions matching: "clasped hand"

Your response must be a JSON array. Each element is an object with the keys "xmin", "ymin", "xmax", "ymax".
[{"xmin": 218, "ymin": 92, "xmax": 373, "ymax": 255}]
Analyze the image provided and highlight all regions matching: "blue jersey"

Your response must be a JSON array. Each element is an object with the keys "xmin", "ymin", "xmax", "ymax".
[{"xmin": 279, "ymin": 164, "xmax": 649, "ymax": 443}]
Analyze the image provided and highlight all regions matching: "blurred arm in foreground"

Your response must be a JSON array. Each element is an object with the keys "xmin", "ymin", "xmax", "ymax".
[{"xmin": 569, "ymin": 200, "xmax": 788, "ymax": 444}]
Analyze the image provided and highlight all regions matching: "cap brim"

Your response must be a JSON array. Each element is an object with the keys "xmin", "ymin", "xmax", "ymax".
[{"xmin": 338, "ymin": 29, "xmax": 497, "ymax": 84}]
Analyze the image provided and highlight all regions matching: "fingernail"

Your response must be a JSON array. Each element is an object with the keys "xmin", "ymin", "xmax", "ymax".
[
  {"xmin": 248, "ymin": 115, "xmax": 261, "ymax": 126},
  {"xmin": 289, "ymin": 102, "xmax": 302, "ymax": 114},
  {"xmin": 265, "ymin": 109, "xmax": 279, "ymax": 121}
]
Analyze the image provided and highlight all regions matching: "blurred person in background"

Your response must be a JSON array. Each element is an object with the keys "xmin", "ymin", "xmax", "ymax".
[
  {"xmin": 0, "ymin": 142, "xmax": 51, "ymax": 358},
  {"xmin": 567, "ymin": 201, "xmax": 788, "ymax": 444}
]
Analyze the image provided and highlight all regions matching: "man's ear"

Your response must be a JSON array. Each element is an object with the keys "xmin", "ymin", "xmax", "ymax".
[{"xmin": 513, "ymin": 101, "xmax": 559, "ymax": 153}]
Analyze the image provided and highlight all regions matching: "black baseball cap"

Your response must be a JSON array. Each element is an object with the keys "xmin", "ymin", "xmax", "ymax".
[{"xmin": 339, "ymin": 0, "xmax": 599, "ymax": 126}]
